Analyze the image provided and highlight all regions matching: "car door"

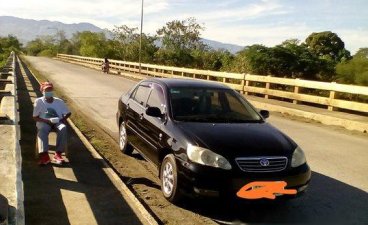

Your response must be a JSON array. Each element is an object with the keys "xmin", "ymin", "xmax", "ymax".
[
  {"xmin": 125, "ymin": 82, "xmax": 152, "ymax": 158},
  {"xmin": 139, "ymin": 83, "xmax": 167, "ymax": 165}
]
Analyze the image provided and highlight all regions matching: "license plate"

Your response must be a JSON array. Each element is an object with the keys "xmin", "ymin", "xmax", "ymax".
[
  {"xmin": 251, "ymin": 185, "xmax": 263, "ymax": 190},
  {"xmin": 237, "ymin": 181, "xmax": 296, "ymax": 199}
]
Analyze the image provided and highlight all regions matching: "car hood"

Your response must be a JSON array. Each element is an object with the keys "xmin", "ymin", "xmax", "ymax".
[{"xmin": 176, "ymin": 122, "xmax": 296, "ymax": 158}]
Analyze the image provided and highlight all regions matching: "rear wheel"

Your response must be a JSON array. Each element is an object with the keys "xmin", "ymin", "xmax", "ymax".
[
  {"xmin": 160, "ymin": 154, "xmax": 182, "ymax": 203},
  {"xmin": 119, "ymin": 122, "xmax": 133, "ymax": 155}
]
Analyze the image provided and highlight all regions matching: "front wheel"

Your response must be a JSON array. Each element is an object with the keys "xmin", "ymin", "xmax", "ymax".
[
  {"xmin": 160, "ymin": 154, "xmax": 182, "ymax": 203},
  {"xmin": 119, "ymin": 122, "xmax": 133, "ymax": 155}
]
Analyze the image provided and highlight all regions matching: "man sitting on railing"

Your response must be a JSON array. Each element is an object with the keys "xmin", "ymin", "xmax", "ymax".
[
  {"xmin": 33, "ymin": 82, "xmax": 71, "ymax": 165},
  {"xmin": 101, "ymin": 57, "xmax": 110, "ymax": 74}
]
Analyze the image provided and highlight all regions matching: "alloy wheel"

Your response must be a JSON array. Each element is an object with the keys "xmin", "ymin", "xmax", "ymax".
[{"xmin": 162, "ymin": 161, "xmax": 174, "ymax": 195}]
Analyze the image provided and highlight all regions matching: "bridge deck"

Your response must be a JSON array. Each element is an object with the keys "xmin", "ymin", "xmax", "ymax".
[
  {"xmin": 21, "ymin": 56, "xmax": 368, "ymax": 225},
  {"xmin": 17, "ymin": 58, "xmax": 142, "ymax": 225}
]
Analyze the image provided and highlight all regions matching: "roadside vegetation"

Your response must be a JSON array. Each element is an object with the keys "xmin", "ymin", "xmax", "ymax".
[
  {"xmin": 0, "ymin": 35, "xmax": 22, "ymax": 67},
  {"xmin": 1, "ymin": 18, "xmax": 367, "ymax": 86}
]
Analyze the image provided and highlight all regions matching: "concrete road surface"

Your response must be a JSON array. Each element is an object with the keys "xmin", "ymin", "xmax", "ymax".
[
  {"xmin": 25, "ymin": 56, "xmax": 368, "ymax": 224},
  {"xmin": 18, "ymin": 58, "xmax": 142, "ymax": 225}
]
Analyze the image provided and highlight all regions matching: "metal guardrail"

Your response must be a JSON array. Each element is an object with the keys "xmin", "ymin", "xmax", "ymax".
[{"xmin": 57, "ymin": 54, "xmax": 368, "ymax": 114}]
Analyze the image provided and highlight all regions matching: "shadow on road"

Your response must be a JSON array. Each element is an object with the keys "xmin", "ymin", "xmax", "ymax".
[
  {"xmin": 178, "ymin": 171, "xmax": 368, "ymax": 225},
  {"xmin": 18, "ymin": 59, "xmax": 142, "ymax": 225}
]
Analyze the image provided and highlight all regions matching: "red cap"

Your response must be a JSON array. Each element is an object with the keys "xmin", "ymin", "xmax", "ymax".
[{"xmin": 40, "ymin": 82, "xmax": 53, "ymax": 92}]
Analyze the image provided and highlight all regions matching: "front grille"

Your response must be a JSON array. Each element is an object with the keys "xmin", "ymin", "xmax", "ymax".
[{"xmin": 235, "ymin": 157, "xmax": 288, "ymax": 172}]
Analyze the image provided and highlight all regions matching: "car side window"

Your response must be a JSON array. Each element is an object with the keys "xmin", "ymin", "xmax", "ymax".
[
  {"xmin": 146, "ymin": 83, "xmax": 165, "ymax": 112},
  {"xmin": 132, "ymin": 84, "xmax": 151, "ymax": 106}
]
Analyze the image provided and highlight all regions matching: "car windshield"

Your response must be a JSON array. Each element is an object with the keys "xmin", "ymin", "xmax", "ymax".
[{"xmin": 169, "ymin": 87, "xmax": 262, "ymax": 123}]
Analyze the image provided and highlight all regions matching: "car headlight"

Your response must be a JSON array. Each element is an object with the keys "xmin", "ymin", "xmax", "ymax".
[
  {"xmin": 187, "ymin": 144, "xmax": 232, "ymax": 170},
  {"xmin": 291, "ymin": 146, "xmax": 306, "ymax": 167}
]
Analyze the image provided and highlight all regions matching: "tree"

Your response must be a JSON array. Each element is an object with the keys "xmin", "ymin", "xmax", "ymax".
[
  {"xmin": 155, "ymin": 17, "xmax": 204, "ymax": 67},
  {"xmin": 279, "ymin": 39, "xmax": 328, "ymax": 80},
  {"xmin": 25, "ymin": 35, "xmax": 58, "ymax": 56},
  {"xmin": 111, "ymin": 25, "xmax": 139, "ymax": 60},
  {"xmin": 305, "ymin": 31, "xmax": 351, "ymax": 62},
  {"xmin": 229, "ymin": 41, "xmax": 334, "ymax": 81},
  {"xmin": 0, "ymin": 35, "xmax": 22, "ymax": 53},
  {"xmin": 336, "ymin": 48, "xmax": 368, "ymax": 86},
  {"xmin": 58, "ymin": 39, "xmax": 75, "ymax": 54},
  {"xmin": 0, "ymin": 35, "xmax": 22, "ymax": 67},
  {"xmin": 111, "ymin": 25, "xmax": 157, "ymax": 62},
  {"xmin": 25, "ymin": 38, "xmax": 44, "ymax": 56},
  {"xmin": 191, "ymin": 47, "xmax": 233, "ymax": 71},
  {"xmin": 74, "ymin": 31, "xmax": 108, "ymax": 57},
  {"xmin": 157, "ymin": 17, "xmax": 203, "ymax": 50},
  {"xmin": 354, "ymin": 48, "xmax": 368, "ymax": 59},
  {"xmin": 230, "ymin": 44, "xmax": 271, "ymax": 75}
]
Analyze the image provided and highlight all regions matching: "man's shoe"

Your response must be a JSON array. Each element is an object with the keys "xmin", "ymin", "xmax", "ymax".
[
  {"xmin": 38, "ymin": 152, "xmax": 51, "ymax": 165},
  {"xmin": 53, "ymin": 152, "xmax": 64, "ymax": 165}
]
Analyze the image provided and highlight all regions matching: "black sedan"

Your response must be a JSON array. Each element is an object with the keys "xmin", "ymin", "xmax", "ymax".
[{"xmin": 116, "ymin": 78, "xmax": 311, "ymax": 202}]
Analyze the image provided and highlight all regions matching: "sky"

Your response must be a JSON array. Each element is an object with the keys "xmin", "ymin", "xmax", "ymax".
[{"xmin": 0, "ymin": 0, "xmax": 367, "ymax": 54}]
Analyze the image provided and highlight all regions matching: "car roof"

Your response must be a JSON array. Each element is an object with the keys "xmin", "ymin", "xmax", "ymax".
[{"xmin": 143, "ymin": 78, "xmax": 231, "ymax": 89}]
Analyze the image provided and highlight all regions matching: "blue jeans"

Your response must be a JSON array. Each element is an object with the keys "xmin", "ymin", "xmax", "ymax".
[{"xmin": 36, "ymin": 122, "xmax": 67, "ymax": 153}]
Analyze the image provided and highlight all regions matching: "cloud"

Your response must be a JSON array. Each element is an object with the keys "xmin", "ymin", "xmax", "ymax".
[
  {"xmin": 192, "ymin": 0, "xmax": 289, "ymax": 22},
  {"xmin": 0, "ymin": 0, "xmax": 366, "ymax": 53},
  {"xmin": 202, "ymin": 22, "xmax": 311, "ymax": 46},
  {"xmin": 202, "ymin": 22, "xmax": 366, "ymax": 54},
  {"xmin": 336, "ymin": 29, "xmax": 368, "ymax": 54},
  {"xmin": 0, "ymin": 0, "xmax": 168, "ymax": 29}
]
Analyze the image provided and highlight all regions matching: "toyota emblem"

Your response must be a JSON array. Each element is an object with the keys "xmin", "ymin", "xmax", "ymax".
[{"xmin": 260, "ymin": 158, "xmax": 270, "ymax": 167}]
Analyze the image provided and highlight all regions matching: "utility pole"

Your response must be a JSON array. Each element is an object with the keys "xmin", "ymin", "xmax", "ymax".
[{"xmin": 139, "ymin": 0, "xmax": 144, "ymax": 74}]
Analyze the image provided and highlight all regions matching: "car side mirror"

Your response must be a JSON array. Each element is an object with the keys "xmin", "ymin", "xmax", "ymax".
[
  {"xmin": 146, "ymin": 107, "xmax": 163, "ymax": 118},
  {"xmin": 260, "ymin": 110, "xmax": 270, "ymax": 119}
]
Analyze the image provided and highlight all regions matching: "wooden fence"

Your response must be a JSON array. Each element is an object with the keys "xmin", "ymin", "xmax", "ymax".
[{"xmin": 57, "ymin": 54, "xmax": 368, "ymax": 114}]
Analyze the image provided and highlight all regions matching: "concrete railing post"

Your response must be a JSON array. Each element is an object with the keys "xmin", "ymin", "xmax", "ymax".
[
  {"xmin": 240, "ymin": 73, "xmax": 245, "ymax": 94},
  {"xmin": 265, "ymin": 75, "xmax": 271, "ymax": 99},
  {"xmin": 328, "ymin": 82, "xmax": 337, "ymax": 111},
  {"xmin": 244, "ymin": 74, "xmax": 249, "ymax": 95},
  {"xmin": 293, "ymin": 78, "xmax": 300, "ymax": 104}
]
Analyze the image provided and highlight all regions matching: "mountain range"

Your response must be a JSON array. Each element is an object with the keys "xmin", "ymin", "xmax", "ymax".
[{"xmin": 0, "ymin": 16, "xmax": 244, "ymax": 53}]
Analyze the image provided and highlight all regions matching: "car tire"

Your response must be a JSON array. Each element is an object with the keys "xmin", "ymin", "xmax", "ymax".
[
  {"xmin": 119, "ymin": 122, "xmax": 133, "ymax": 155},
  {"xmin": 160, "ymin": 154, "xmax": 182, "ymax": 203}
]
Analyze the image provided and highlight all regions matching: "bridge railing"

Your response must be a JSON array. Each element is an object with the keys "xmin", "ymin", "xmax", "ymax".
[
  {"xmin": 57, "ymin": 54, "xmax": 368, "ymax": 114},
  {"xmin": 0, "ymin": 52, "xmax": 24, "ymax": 225}
]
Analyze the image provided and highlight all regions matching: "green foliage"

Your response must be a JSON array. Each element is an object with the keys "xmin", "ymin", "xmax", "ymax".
[
  {"xmin": 336, "ymin": 48, "xmax": 368, "ymax": 86},
  {"xmin": 191, "ymin": 48, "xmax": 233, "ymax": 71},
  {"xmin": 76, "ymin": 31, "xmax": 108, "ymax": 57},
  {"xmin": 25, "ymin": 36, "xmax": 59, "ymax": 56},
  {"xmin": 305, "ymin": 31, "xmax": 351, "ymax": 62},
  {"xmin": 38, "ymin": 49, "xmax": 55, "ymax": 57},
  {"xmin": 0, "ymin": 35, "xmax": 22, "ymax": 67},
  {"xmin": 111, "ymin": 25, "xmax": 157, "ymax": 62},
  {"xmin": 228, "ymin": 41, "xmax": 337, "ymax": 81},
  {"xmin": 155, "ymin": 17, "xmax": 205, "ymax": 67},
  {"xmin": 354, "ymin": 48, "xmax": 368, "ymax": 59},
  {"xmin": 0, "ymin": 35, "xmax": 22, "ymax": 53},
  {"xmin": 26, "ymin": 38, "xmax": 45, "ymax": 56},
  {"xmin": 16, "ymin": 19, "xmax": 365, "ymax": 86},
  {"xmin": 157, "ymin": 17, "xmax": 203, "ymax": 51}
]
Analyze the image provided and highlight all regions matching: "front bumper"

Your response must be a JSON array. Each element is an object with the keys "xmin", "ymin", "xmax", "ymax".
[{"xmin": 176, "ymin": 158, "xmax": 311, "ymax": 198}]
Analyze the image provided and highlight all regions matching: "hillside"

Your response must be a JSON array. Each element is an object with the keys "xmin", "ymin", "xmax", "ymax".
[{"xmin": 0, "ymin": 16, "xmax": 244, "ymax": 53}]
